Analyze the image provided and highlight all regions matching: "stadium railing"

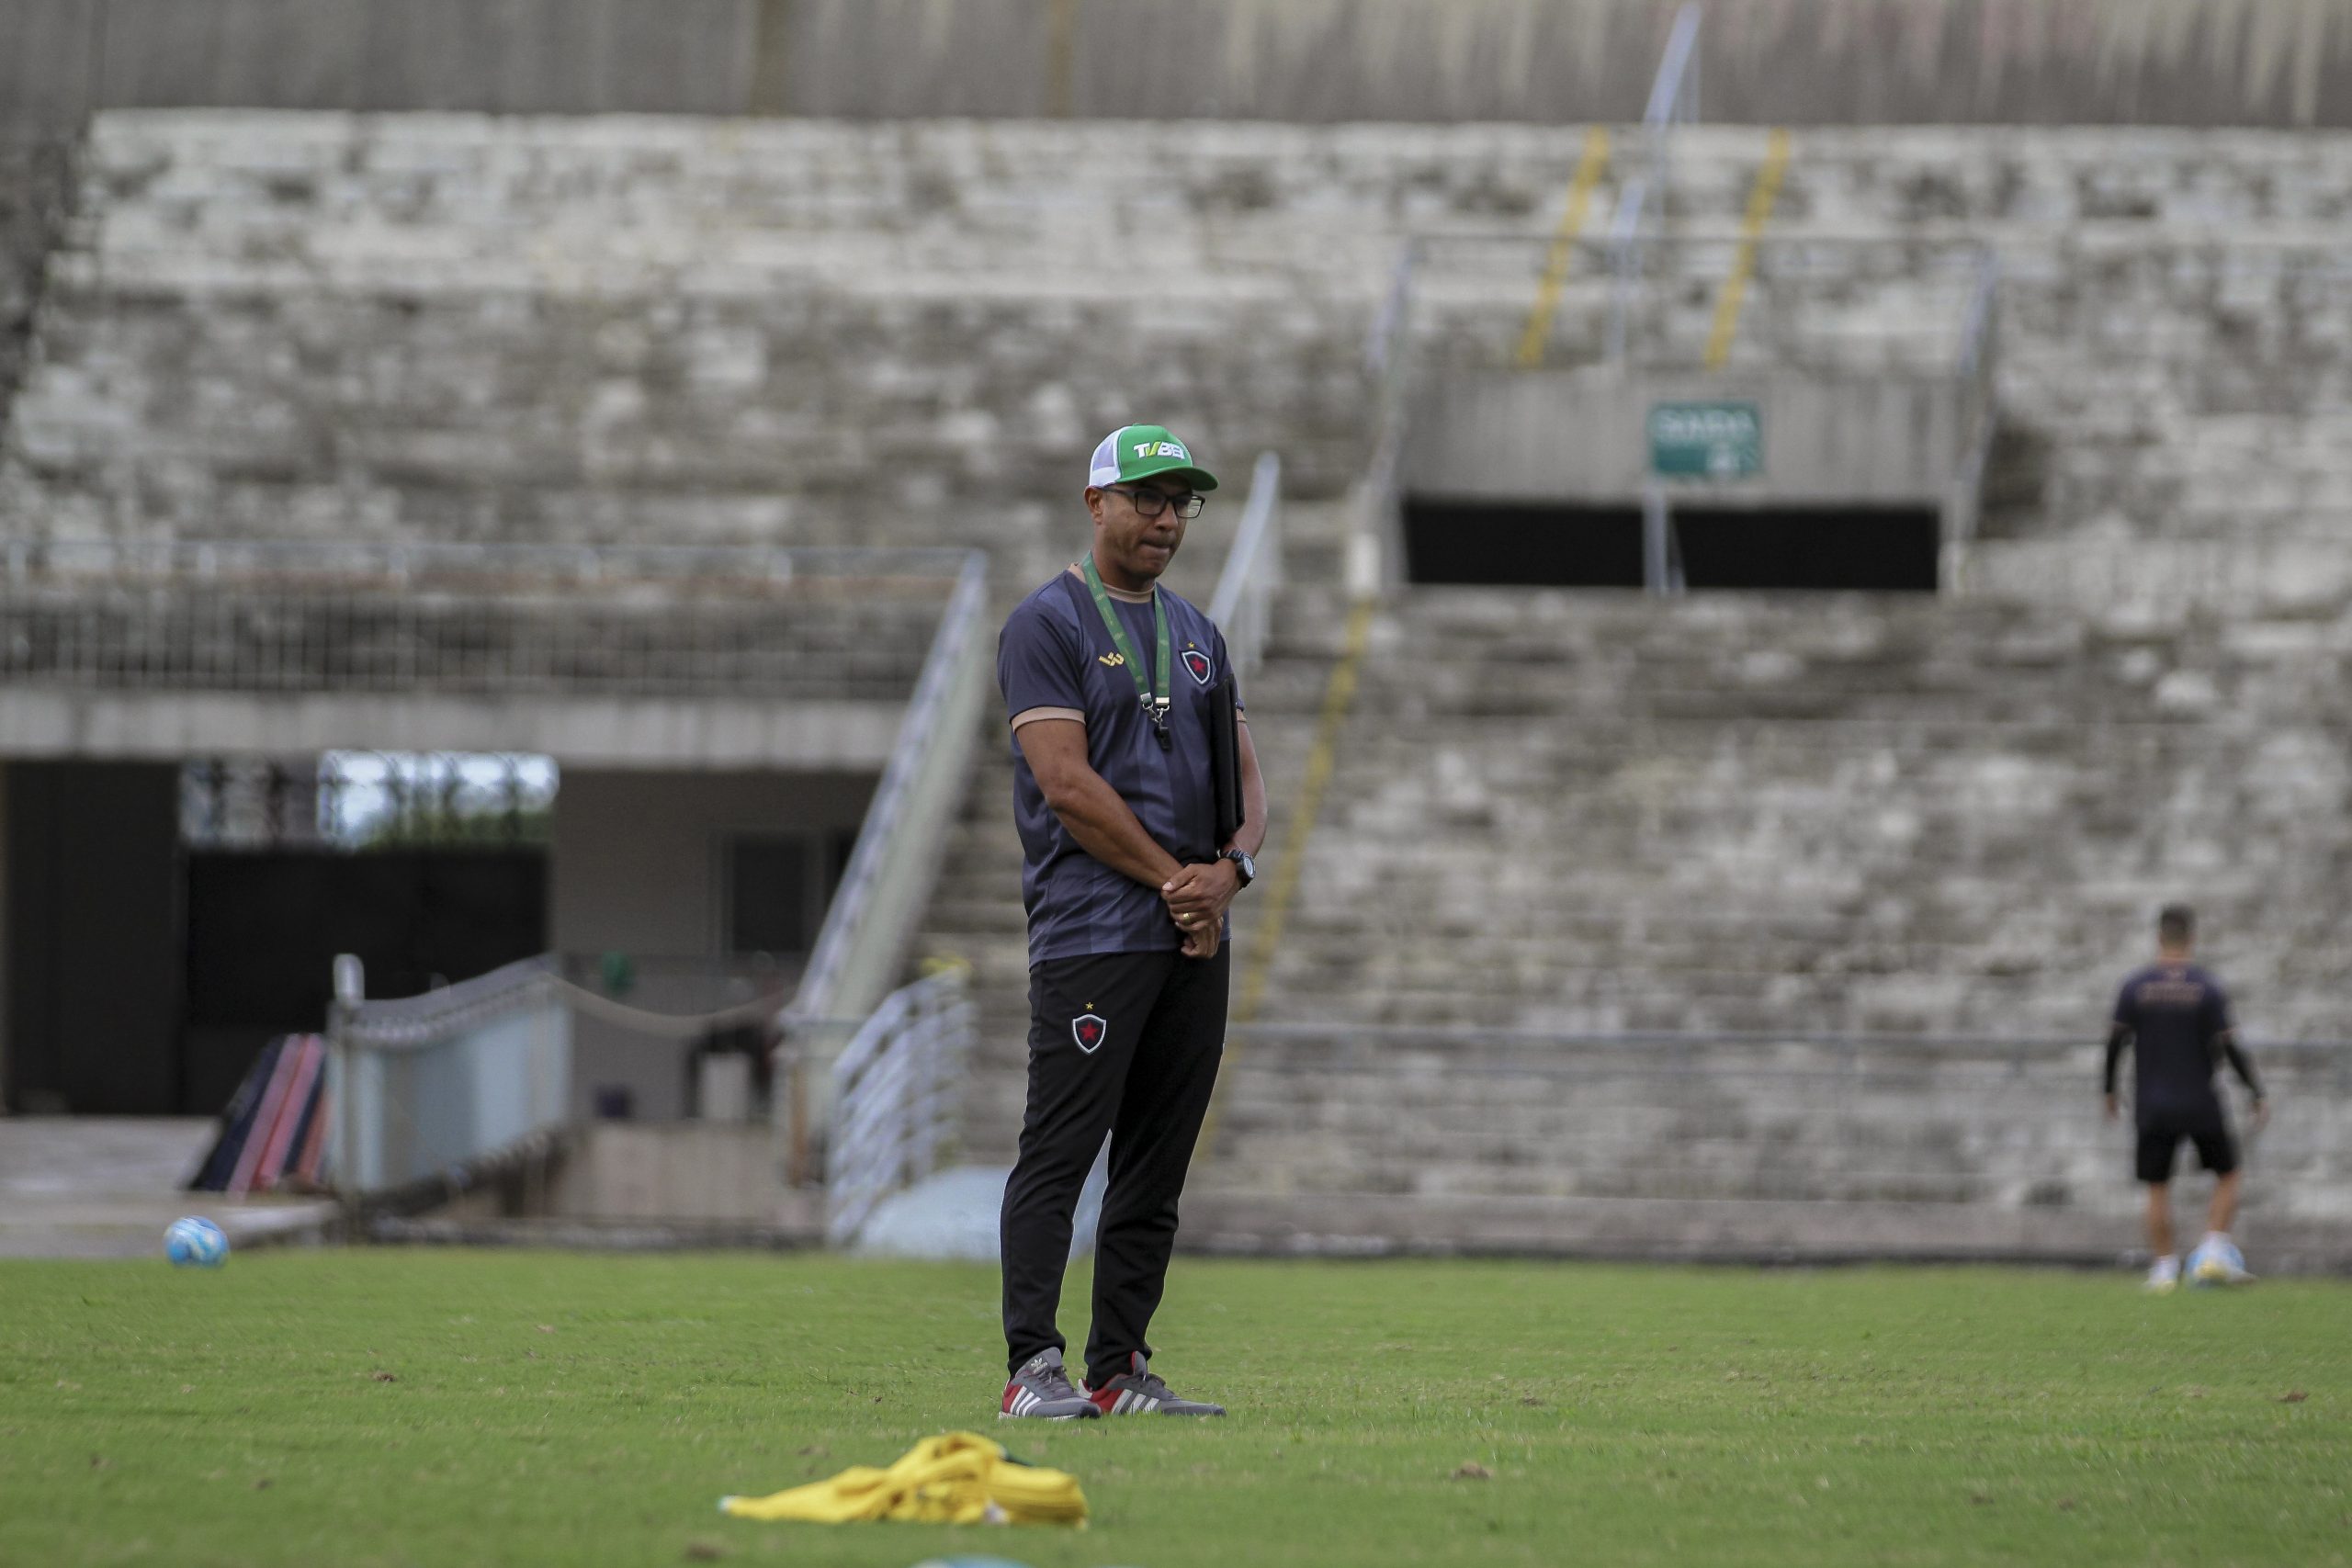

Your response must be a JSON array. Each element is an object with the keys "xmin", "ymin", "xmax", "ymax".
[
  {"xmin": 328, "ymin": 954, "xmax": 573, "ymax": 1198},
  {"xmin": 1605, "ymin": 0, "xmax": 1703, "ymax": 364},
  {"xmin": 1206, "ymin": 451, "xmax": 1284, "ymax": 679},
  {"xmin": 1942, "ymin": 252, "xmax": 2004, "ymax": 549},
  {"xmin": 0, "ymin": 538, "xmax": 968, "ymax": 698},
  {"xmin": 822, "ymin": 966, "xmax": 976, "ymax": 1247},
  {"xmin": 325, "ymin": 952, "xmax": 786, "ymax": 1201},
  {"xmin": 778, "ymin": 548, "xmax": 989, "ymax": 1032}
]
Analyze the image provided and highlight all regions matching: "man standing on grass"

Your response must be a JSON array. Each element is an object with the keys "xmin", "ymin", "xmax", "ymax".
[
  {"xmin": 992, "ymin": 424, "xmax": 1267, "ymax": 1420},
  {"xmin": 2104, "ymin": 904, "xmax": 2268, "ymax": 1292}
]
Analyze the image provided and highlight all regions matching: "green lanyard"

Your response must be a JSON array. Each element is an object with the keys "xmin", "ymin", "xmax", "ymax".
[{"xmin": 1080, "ymin": 553, "xmax": 1171, "ymax": 749}]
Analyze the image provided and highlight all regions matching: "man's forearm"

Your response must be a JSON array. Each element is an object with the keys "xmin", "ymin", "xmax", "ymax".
[
  {"xmin": 2103, "ymin": 1023, "xmax": 2129, "ymax": 1096},
  {"xmin": 2221, "ymin": 1035, "xmax": 2265, "ymax": 1100},
  {"xmin": 1046, "ymin": 772, "xmax": 1183, "ymax": 890}
]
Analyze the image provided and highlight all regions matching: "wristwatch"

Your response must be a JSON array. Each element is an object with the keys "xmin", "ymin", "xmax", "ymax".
[{"xmin": 1220, "ymin": 848, "xmax": 1256, "ymax": 887}]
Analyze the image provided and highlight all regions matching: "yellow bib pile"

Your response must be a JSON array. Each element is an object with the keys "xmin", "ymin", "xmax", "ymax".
[{"xmin": 720, "ymin": 1431, "xmax": 1089, "ymax": 1528}]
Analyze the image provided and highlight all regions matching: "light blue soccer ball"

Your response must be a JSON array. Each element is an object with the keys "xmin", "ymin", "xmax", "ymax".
[
  {"xmin": 164, "ymin": 1215, "xmax": 229, "ymax": 1269},
  {"xmin": 2187, "ymin": 1236, "xmax": 2245, "ymax": 1286}
]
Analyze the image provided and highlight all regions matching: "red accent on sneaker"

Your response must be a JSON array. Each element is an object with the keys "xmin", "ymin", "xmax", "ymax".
[
  {"xmin": 1001, "ymin": 1382, "xmax": 1020, "ymax": 1415},
  {"xmin": 1086, "ymin": 1351, "xmax": 1148, "ymax": 1414}
]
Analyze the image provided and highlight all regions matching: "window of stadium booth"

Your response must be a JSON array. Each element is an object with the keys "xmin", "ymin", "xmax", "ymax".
[{"xmin": 1401, "ymin": 498, "xmax": 1942, "ymax": 593}]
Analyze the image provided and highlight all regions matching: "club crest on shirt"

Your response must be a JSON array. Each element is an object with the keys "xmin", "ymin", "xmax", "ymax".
[
  {"xmin": 1182, "ymin": 648, "xmax": 1213, "ymax": 686},
  {"xmin": 1071, "ymin": 1012, "xmax": 1108, "ymax": 1054}
]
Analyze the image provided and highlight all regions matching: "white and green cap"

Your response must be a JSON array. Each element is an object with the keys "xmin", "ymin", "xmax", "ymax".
[{"xmin": 1087, "ymin": 423, "xmax": 1218, "ymax": 492}]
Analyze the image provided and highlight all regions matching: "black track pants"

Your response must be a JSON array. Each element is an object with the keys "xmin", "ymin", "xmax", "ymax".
[{"xmin": 1001, "ymin": 946, "xmax": 1228, "ymax": 1384}]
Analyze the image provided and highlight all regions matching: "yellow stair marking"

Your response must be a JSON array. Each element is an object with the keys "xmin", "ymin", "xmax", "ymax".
[
  {"xmin": 1194, "ymin": 594, "xmax": 1378, "ymax": 1167},
  {"xmin": 1515, "ymin": 127, "xmax": 1612, "ymax": 368},
  {"xmin": 1703, "ymin": 128, "xmax": 1792, "ymax": 372}
]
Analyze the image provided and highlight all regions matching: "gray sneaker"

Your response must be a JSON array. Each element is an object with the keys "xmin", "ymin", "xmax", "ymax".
[
  {"xmin": 1000, "ymin": 1348, "xmax": 1100, "ymax": 1420},
  {"xmin": 1086, "ymin": 1352, "xmax": 1226, "ymax": 1416}
]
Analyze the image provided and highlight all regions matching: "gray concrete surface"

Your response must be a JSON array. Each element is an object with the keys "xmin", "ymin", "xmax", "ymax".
[
  {"xmin": 0, "ymin": 1116, "xmax": 338, "ymax": 1258},
  {"xmin": 9, "ymin": 0, "xmax": 2352, "ymax": 131}
]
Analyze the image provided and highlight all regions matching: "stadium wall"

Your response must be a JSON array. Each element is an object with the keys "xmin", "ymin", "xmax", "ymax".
[
  {"xmin": 7, "ymin": 0, "xmax": 2352, "ymax": 131},
  {"xmin": 0, "ymin": 134, "xmax": 73, "ymax": 442}
]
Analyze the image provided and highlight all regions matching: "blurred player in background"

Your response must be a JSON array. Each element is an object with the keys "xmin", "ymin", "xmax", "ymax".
[{"xmin": 2104, "ymin": 904, "xmax": 2268, "ymax": 1291}]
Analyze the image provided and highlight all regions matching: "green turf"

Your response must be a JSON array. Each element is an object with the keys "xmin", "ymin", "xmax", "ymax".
[{"xmin": 2, "ymin": 1250, "xmax": 2347, "ymax": 1567}]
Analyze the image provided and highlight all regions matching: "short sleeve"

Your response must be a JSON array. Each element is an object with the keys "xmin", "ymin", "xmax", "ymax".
[
  {"xmin": 2111, "ymin": 979, "xmax": 2138, "ymax": 1032},
  {"xmin": 1213, "ymin": 624, "xmax": 1243, "ymax": 714},
  {"xmin": 999, "ymin": 600, "xmax": 1085, "ymax": 726}
]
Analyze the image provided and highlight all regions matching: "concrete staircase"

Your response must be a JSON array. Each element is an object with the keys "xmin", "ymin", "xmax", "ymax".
[
  {"xmin": 1691, "ymin": 128, "xmax": 2352, "ymax": 550},
  {"xmin": 923, "ymin": 572, "xmax": 2352, "ymax": 1255},
  {"xmin": 15, "ymin": 117, "xmax": 2352, "ymax": 574},
  {"xmin": 9, "ymin": 110, "xmax": 2352, "ymax": 1258},
  {"xmin": 1175, "ymin": 581, "xmax": 2352, "ymax": 1258},
  {"xmin": 1245, "ymin": 585, "xmax": 2352, "ymax": 1038}
]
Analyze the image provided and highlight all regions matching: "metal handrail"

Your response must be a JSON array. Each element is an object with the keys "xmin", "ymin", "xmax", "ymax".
[
  {"xmin": 1609, "ymin": 1, "xmax": 1704, "ymax": 363},
  {"xmin": 326, "ymin": 947, "xmax": 812, "ymax": 1194},
  {"xmin": 327, "ymin": 953, "xmax": 571, "ymax": 1195},
  {"xmin": 1944, "ymin": 249, "xmax": 2004, "ymax": 547},
  {"xmin": 1357, "ymin": 241, "xmax": 1424, "ymax": 592},
  {"xmin": 1956, "ymin": 251, "xmax": 2002, "ymax": 386},
  {"xmin": 1363, "ymin": 241, "xmax": 1419, "ymax": 379},
  {"xmin": 1641, "ymin": 3, "xmax": 1705, "ymax": 128},
  {"xmin": 335, "ymin": 954, "xmax": 560, "ymax": 1050},
  {"xmin": 826, "ymin": 968, "xmax": 975, "ymax": 1245},
  {"xmin": 784, "ymin": 548, "xmax": 990, "ymax": 1030},
  {"xmin": 1206, "ymin": 451, "xmax": 1283, "ymax": 678}
]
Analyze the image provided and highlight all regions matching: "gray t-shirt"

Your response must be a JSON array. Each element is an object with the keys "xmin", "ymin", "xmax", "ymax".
[{"xmin": 997, "ymin": 569, "xmax": 1239, "ymax": 965}]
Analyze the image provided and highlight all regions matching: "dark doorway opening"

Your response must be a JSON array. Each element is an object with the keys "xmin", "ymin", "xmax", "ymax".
[
  {"xmin": 4, "ymin": 761, "xmax": 182, "ymax": 1115},
  {"xmin": 1402, "ymin": 497, "xmax": 1941, "ymax": 592},
  {"xmin": 1403, "ymin": 500, "xmax": 1645, "ymax": 587},
  {"xmin": 1673, "ymin": 506, "xmax": 1940, "ymax": 592},
  {"xmin": 179, "ymin": 851, "xmax": 546, "ymax": 1116}
]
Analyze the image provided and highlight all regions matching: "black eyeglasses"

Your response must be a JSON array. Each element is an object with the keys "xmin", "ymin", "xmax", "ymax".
[{"xmin": 1104, "ymin": 484, "xmax": 1206, "ymax": 521}]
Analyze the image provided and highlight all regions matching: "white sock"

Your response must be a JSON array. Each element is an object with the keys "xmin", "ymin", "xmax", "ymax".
[{"xmin": 2201, "ymin": 1231, "xmax": 2229, "ymax": 1249}]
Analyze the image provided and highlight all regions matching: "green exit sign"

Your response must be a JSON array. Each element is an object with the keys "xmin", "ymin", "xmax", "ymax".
[{"xmin": 1648, "ymin": 400, "xmax": 1762, "ymax": 479}]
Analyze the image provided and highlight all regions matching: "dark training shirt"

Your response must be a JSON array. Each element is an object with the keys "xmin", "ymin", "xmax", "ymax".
[
  {"xmin": 2105, "ymin": 963, "xmax": 2263, "ymax": 1117},
  {"xmin": 998, "ymin": 570, "xmax": 1239, "ymax": 965}
]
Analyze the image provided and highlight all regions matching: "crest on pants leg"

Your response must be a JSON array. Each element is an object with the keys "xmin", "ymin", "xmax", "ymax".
[{"xmin": 1071, "ymin": 1012, "xmax": 1108, "ymax": 1054}]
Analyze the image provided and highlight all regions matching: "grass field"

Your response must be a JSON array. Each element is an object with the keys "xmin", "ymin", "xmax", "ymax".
[{"xmin": 3, "ymin": 1249, "xmax": 2348, "ymax": 1567}]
